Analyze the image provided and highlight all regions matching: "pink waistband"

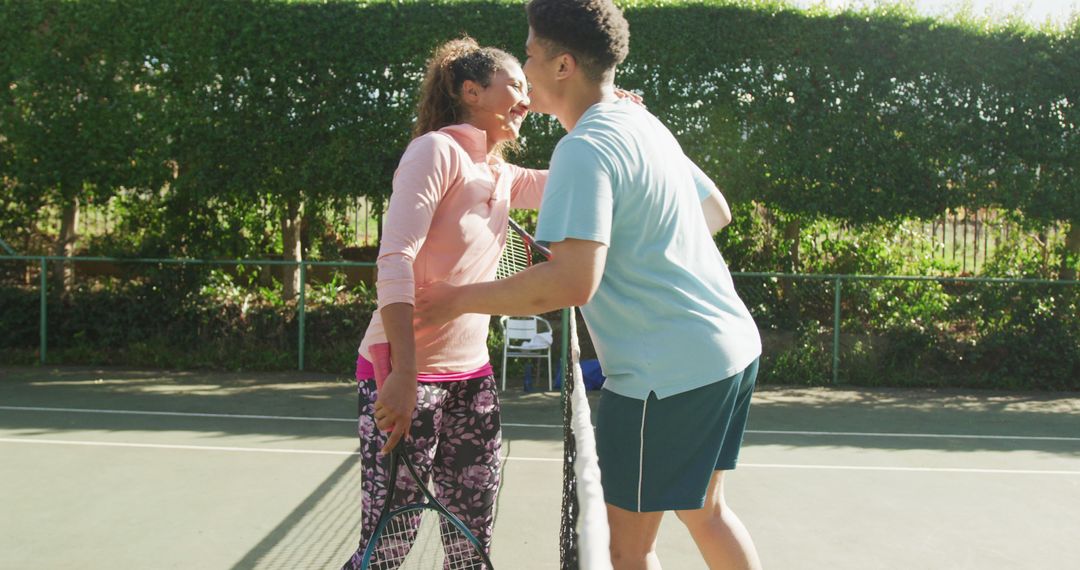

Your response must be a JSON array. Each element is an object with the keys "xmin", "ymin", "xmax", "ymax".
[{"xmin": 355, "ymin": 353, "xmax": 493, "ymax": 383}]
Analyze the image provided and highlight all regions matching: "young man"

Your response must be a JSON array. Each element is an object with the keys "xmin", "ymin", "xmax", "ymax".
[{"xmin": 417, "ymin": 0, "xmax": 763, "ymax": 568}]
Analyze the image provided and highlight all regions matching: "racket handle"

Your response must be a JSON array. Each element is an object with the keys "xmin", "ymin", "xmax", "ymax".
[{"xmin": 370, "ymin": 342, "xmax": 392, "ymax": 391}]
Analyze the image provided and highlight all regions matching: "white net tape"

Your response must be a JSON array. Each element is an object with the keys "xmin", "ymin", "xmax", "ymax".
[{"xmin": 568, "ymin": 308, "xmax": 613, "ymax": 570}]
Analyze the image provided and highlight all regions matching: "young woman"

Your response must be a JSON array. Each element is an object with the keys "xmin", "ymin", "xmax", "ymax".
[{"xmin": 341, "ymin": 37, "xmax": 544, "ymax": 569}]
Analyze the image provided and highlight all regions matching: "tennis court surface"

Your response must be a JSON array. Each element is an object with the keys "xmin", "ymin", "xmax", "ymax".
[{"xmin": 2, "ymin": 366, "xmax": 1078, "ymax": 569}]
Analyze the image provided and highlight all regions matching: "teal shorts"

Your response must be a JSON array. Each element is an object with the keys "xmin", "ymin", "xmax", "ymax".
[{"xmin": 595, "ymin": 358, "xmax": 758, "ymax": 512}]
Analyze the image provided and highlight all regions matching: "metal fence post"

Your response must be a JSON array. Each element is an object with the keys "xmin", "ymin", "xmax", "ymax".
[
  {"xmin": 833, "ymin": 276, "xmax": 841, "ymax": 384},
  {"xmin": 298, "ymin": 261, "xmax": 306, "ymax": 371},
  {"xmin": 40, "ymin": 257, "xmax": 47, "ymax": 364}
]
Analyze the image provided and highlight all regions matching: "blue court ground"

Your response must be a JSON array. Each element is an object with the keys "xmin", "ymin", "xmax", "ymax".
[{"xmin": 1, "ymin": 366, "xmax": 1078, "ymax": 569}]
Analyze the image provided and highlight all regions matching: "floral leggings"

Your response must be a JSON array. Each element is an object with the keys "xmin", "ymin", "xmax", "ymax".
[{"xmin": 341, "ymin": 375, "xmax": 502, "ymax": 569}]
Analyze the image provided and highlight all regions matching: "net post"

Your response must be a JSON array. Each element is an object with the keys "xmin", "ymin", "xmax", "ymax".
[
  {"xmin": 40, "ymin": 257, "xmax": 47, "ymax": 364},
  {"xmin": 298, "ymin": 261, "xmax": 306, "ymax": 371},
  {"xmin": 560, "ymin": 307, "xmax": 570, "ymax": 394}
]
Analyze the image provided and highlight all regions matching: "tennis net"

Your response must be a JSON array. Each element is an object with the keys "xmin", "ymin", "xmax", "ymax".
[{"xmin": 559, "ymin": 307, "xmax": 612, "ymax": 570}]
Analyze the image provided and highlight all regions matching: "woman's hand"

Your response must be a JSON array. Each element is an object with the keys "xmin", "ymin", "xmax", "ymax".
[
  {"xmin": 614, "ymin": 87, "xmax": 645, "ymax": 107},
  {"xmin": 374, "ymin": 368, "xmax": 418, "ymax": 455}
]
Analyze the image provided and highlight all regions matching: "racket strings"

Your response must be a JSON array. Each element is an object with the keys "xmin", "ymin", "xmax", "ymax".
[
  {"xmin": 496, "ymin": 227, "xmax": 532, "ymax": 279},
  {"xmin": 367, "ymin": 508, "xmax": 488, "ymax": 569}
]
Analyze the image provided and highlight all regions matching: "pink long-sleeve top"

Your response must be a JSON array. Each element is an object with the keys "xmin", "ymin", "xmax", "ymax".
[{"xmin": 357, "ymin": 123, "xmax": 546, "ymax": 376}]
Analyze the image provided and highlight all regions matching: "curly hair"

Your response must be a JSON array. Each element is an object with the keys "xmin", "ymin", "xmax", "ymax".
[
  {"xmin": 413, "ymin": 37, "xmax": 519, "ymax": 138},
  {"xmin": 525, "ymin": 0, "xmax": 630, "ymax": 82}
]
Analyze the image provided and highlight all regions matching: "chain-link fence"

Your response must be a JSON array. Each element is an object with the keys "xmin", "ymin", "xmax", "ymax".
[{"xmin": 2, "ymin": 255, "xmax": 1078, "ymax": 390}]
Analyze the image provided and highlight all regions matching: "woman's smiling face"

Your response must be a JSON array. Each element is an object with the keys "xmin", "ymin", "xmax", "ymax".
[{"xmin": 467, "ymin": 62, "xmax": 530, "ymax": 145}]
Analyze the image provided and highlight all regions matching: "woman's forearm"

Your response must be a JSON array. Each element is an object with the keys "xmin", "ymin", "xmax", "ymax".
[{"xmin": 379, "ymin": 302, "xmax": 418, "ymax": 375}]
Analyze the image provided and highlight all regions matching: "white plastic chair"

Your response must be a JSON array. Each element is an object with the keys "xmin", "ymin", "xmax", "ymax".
[{"xmin": 499, "ymin": 315, "xmax": 553, "ymax": 391}]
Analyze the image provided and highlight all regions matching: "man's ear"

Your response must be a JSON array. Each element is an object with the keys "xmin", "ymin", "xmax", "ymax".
[{"xmin": 555, "ymin": 53, "xmax": 577, "ymax": 80}]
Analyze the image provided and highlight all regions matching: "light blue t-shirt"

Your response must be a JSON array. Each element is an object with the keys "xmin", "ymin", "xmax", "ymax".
[{"xmin": 536, "ymin": 99, "xmax": 761, "ymax": 400}]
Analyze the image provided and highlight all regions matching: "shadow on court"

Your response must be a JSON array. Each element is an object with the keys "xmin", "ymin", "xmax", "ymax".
[
  {"xmin": 746, "ymin": 386, "xmax": 1080, "ymax": 456},
  {"xmin": 4, "ymin": 366, "xmax": 1075, "ymax": 453},
  {"xmin": 0, "ymin": 366, "xmax": 568, "ymax": 444},
  {"xmin": 230, "ymin": 454, "xmax": 362, "ymax": 570}
]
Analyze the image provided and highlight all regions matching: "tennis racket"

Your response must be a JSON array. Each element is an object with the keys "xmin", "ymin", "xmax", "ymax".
[
  {"xmin": 496, "ymin": 218, "xmax": 551, "ymax": 278},
  {"xmin": 360, "ymin": 344, "xmax": 495, "ymax": 570}
]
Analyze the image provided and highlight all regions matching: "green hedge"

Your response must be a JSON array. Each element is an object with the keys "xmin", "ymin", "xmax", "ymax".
[{"xmin": 2, "ymin": 0, "xmax": 1077, "ymax": 259}]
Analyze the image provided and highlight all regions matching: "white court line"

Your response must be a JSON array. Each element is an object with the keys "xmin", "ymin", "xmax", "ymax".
[
  {"xmin": 739, "ymin": 463, "xmax": 1080, "ymax": 476},
  {"xmin": 0, "ymin": 437, "xmax": 361, "ymax": 455},
  {"xmin": 0, "ymin": 406, "xmax": 560, "ymax": 430},
  {"xmin": 3, "ymin": 405, "xmax": 1078, "ymax": 443},
  {"xmin": 0, "ymin": 436, "xmax": 556, "ymax": 461},
  {"xmin": 1, "ymin": 437, "xmax": 1078, "ymax": 474},
  {"xmin": 749, "ymin": 429, "xmax": 1080, "ymax": 443},
  {"xmin": 0, "ymin": 405, "xmax": 355, "ymax": 423}
]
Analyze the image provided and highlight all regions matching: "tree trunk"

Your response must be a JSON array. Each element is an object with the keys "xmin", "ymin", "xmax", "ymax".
[
  {"xmin": 755, "ymin": 202, "xmax": 774, "ymax": 262},
  {"xmin": 281, "ymin": 198, "xmax": 304, "ymax": 300},
  {"xmin": 52, "ymin": 197, "xmax": 79, "ymax": 295},
  {"xmin": 23, "ymin": 233, "xmax": 33, "ymax": 286},
  {"xmin": 780, "ymin": 218, "xmax": 802, "ymax": 323},
  {"xmin": 1062, "ymin": 221, "xmax": 1080, "ymax": 281},
  {"xmin": 784, "ymin": 218, "xmax": 802, "ymax": 273}
]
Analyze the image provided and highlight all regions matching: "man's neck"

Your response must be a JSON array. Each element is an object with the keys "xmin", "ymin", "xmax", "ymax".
[{"xmin": 557, "ymin": 82, "xmax": 618, "ymax": 132}]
